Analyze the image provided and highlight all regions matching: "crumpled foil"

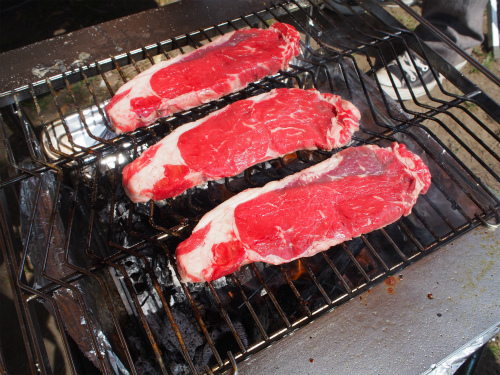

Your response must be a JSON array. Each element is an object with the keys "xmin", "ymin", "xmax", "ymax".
[
  {"xmin": 422, "ymin": 323, "xmax": 500, "ymax": 375},
  {"xmin": 20, "ymin": 163, "xmax": 130, "ymax": 374}
]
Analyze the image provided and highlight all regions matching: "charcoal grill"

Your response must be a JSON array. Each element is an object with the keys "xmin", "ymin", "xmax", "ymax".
[{"xmin": 1, "ymin": 1, "xmax": 499, "ymax": 374}]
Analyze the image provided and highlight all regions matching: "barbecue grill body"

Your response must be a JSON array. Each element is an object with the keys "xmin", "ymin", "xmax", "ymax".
[{"xmin": 0, "ymin": 1, "xmax": 499, "ymax": 375}]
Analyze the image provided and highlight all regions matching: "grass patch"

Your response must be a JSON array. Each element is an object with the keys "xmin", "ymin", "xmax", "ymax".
[
  {"xmin": 464, "ymin": 101, "xmax": 477, "ymax": 111},
  {"xmin": 489, "ymin": 336, "xmax": 500, "ymax": 359},
  {"xmin": 395, "ymin": 14, "xmax": 418, "ymax": 31},
  {"xmin": 470, "ymin": 47, "xmax": 495, "ymax": 73}
]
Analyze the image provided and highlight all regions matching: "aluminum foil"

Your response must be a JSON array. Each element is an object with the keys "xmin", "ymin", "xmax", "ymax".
[
  {"xmin": 20, "ymin": 167, "xmax": 131, "ymax": 374},
  {"xmin": 422, "ymin": 323, "xmax": 500, "ymax": 375}
]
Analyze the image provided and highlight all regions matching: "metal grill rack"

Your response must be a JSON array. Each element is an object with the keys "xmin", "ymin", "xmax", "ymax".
[{"xmin": 1, "ymin": 1, "xmax": 499, "ymax": 374}]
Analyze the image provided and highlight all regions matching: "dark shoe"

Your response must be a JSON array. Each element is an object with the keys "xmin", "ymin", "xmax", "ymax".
[{"xmin": 375, "ymin": 51, "xmax": 466, "ymax": 100}]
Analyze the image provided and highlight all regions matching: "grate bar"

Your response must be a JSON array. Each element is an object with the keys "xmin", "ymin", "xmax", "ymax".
[
  {"xmin": 231, "ymin": 274, "xmax": 271, "ymax": 340},
  {"xmin": 299, "ymin": 259, "xmax": 333, "ymax": 305},
  {"xmin": 379, "ymin": 228, "xmax": 408, "ymax": 262},
  {"xmin": 62, "ymin": 164, "xmax": 138, "ymax": 374},
  {"xmin": 0, "ymin": 198, "xmax": 44, "ymax": 375},
  {"xmin": 250, "ymin": 264, "xmax": 292, "ymax": 328},
  {"xmin": 160, "ymin": 243, "xmax": 225, "ymax": 367},
  {"xmin": 207, "ymin": 282, "xmax": 248, "ymax": 353},
  {"xmin": 279, "ymin": 264, "xmax": 313, "ymax": 317},
  {"xmin": 411, "ymin": 127, "xmax": 500, "ymax": 212},
  {"xmin": 359, "ymin": 235, "xmax": 390, "ymax": 272},
  {"xmin": 87, "ymin": 156, "xmax": 170, "ymax": 375}
]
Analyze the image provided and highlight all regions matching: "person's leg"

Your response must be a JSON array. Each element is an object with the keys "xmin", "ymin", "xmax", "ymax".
[
  {"xmin": 415, "ymin": 0, "xmax": 489, "ymax": 65},
  {"xmin": 375, "ymin": 0, "xmax": 488, "ymax": 100}
]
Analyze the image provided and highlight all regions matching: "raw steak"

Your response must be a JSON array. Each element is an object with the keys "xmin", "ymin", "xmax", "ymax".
[
  {"xmin": 176, "ymin": 143, "xmax": 431, "ymax": 283},
  {"xmin": 105, "ymin": 23, "xmax": 301, "ymax": 134},
  {"xmin": 122, "ymin": 88, "xmax": 361, "ymax": 203}
]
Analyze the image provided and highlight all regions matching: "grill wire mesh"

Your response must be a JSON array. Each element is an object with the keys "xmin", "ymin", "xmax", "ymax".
[{"xmin": 1, "ymin": 1, "xmax": 500, "ymax": 374}]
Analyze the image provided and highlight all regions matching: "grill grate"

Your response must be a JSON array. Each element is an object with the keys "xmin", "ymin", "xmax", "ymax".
[{"xmin": 1, "ymin": 1, "xmax": 500, "ymax": 374}]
